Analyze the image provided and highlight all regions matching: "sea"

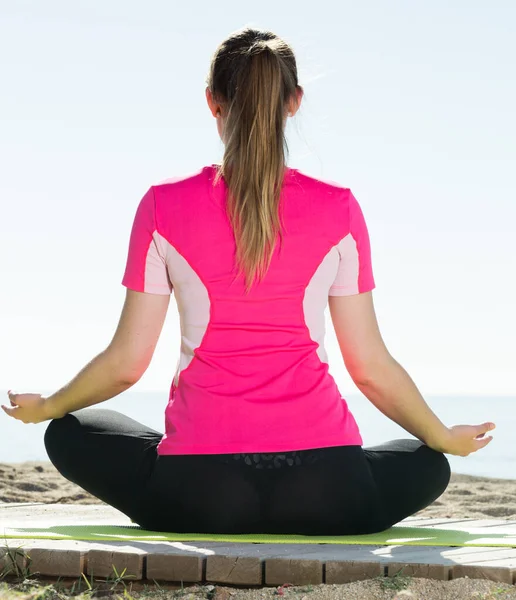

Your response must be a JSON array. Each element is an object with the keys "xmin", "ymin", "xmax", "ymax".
[{"xmin": 1, "ymin": 392, "xmax": 514, "ymax": 480}]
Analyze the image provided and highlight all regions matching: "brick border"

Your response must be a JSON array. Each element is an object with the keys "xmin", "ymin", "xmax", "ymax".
[{"xmin": 2, "ymin": 547, "xmax": 515, "ymax": 586}]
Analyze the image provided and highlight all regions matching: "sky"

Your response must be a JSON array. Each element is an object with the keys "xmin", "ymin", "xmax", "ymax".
[{"xmin": 1, "ymin": 0, "xmax": 514, "ymax": 401}]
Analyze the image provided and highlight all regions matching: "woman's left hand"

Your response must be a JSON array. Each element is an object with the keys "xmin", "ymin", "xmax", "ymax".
[{"xmin": 1, "ymin": 391, "xmax": 51, "ymax": 424}]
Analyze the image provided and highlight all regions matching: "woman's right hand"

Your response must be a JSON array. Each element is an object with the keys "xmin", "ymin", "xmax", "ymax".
[{"xmin": 430, "ymin": 422, "xmax": 496, "ymax": 456}]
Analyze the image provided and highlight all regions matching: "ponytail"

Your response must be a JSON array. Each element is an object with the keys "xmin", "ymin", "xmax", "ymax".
[{"xmin": 207, "ymin": 28, "xmax": 300, "ymax": 294}]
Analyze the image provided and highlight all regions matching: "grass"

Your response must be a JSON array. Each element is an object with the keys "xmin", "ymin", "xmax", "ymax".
[
  {"xmin": 0, "ymin": 543, "xmax": 201, "ymax": 600},
  {"xmin": 0, "ymin": 579, "xmax": 217, "ymax": 600},
  {"xmin": 0, "ymin": 544, "xmax": 31, "ymax": 581},
  {"xmin": 375, "ymin": 569, "xmax": 412, "ymax": 592},
  {"xmin": 0, "ymin": 577, "xmax": 204, "ymax": 600}
]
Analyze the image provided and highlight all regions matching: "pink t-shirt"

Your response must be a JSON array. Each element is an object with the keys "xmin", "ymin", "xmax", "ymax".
[{"xmin": 121, "ymin": 164, "xmax": 376, "ymax": 455}]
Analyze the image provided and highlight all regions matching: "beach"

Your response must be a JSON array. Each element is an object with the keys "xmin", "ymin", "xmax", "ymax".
[{"xmin": 1, "ymin": 461, "xmax": 516, "ymax": 519}]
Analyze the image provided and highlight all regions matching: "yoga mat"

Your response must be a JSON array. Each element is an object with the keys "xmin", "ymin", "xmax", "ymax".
[{"xmin": 3, "ymin": 524, "xmax": 516, "ymax": 547}]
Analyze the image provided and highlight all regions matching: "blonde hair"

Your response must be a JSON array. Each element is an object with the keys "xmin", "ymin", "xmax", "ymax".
[{"xmin": 206, "ymin": 27, "xmax": 301, "ymax": 294}]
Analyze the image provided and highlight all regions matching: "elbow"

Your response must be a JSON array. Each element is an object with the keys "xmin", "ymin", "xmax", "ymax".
[
  {"xmin": 118, "ymin": 369, "xmax": 144, "ymax": 386},
  {"xmin": 102, "ymin": 349, "xmax": 145, "ymax": 386},
  {"xmin": 351, "ymin": 372, "xmax": 373, "ymax": 388},
  {"xmin": 351, "ymin": 354, "xmax": 398, "ymax": 388}
]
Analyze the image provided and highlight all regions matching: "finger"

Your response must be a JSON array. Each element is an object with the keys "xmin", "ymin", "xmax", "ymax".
[
  {"xmin": 1, "ymin": 404, "xmax": 19, "ymax": 419},
  {"xmin": 475, "ymin": 422, "xmax": 495, "ymax": 437},
  {"xmin": 473, "ymin": 435, "xmax": 493, "ymax": 451},
  {"xmin": 8, "ymin": 391, "xmax": 19, "ymax": 406}
]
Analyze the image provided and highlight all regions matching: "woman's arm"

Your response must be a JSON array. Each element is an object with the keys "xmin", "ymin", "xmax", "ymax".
[
  {"xmin": 44, "ymin": 349, "xmax": 138, "ymax": 419},
  {"xmin": 44, "ymin": 290, "xmax": 171, "ymax": 419},
  {"xmin": 4, "ymin": 290, "xmax": 170, "ymax": 423}
]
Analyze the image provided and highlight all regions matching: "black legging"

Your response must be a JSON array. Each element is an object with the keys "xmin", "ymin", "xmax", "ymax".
[{"xmin": 44, "ymin": 408, "xmax": 451, "ymax": 535}]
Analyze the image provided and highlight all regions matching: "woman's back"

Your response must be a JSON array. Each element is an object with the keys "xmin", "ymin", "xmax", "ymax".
[{"xmin": 121, "ymin": 163, "xmax": 376, "ymax": 455}]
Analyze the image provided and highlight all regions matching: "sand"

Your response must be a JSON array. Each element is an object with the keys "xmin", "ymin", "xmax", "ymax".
[
  {"xmin": 1, "ymin": 461, "xmax": 516, "ymax": 519},
  {"xmin": 4, "ymin": 579, "xmax": 516, "ymax": 600}
]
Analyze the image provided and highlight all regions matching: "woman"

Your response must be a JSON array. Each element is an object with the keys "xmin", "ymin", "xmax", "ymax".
[{"xmin": 3, "ymin": 27, "xmax": 495, "ymax": 536}]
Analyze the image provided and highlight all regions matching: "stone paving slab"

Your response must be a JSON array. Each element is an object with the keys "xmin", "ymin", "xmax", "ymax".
[{"xmin": 0, "ymin": 504, "xmax": 515, "ymax": 585}]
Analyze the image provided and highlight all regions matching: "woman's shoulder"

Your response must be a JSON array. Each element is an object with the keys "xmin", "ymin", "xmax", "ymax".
[
  {"xmin": 288, "ymin": 166, "xmax": 352, "ymax": 198},
  {"xmin": 153, "ymin": 165, "xmax": 210, "ymax": 190}
]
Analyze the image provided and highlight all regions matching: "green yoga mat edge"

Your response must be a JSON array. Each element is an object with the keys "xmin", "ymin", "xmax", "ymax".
[{"xmin": 3, "ymin": 525, "xmax": 516, "ymax": 547}]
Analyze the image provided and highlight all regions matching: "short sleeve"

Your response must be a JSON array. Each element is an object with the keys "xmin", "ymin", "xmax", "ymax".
[
  {"xmin": 121, "ymin": 186, "xmax": 173, "ymax": 295},
  {"xmin": 328, "ymin": 190, "xmax": 376, "ymax": 296}
]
